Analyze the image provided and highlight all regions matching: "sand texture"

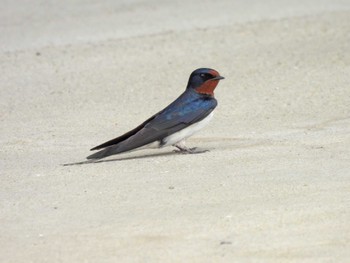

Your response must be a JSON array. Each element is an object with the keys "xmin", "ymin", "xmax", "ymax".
[{"xmin": 1, "ymin": 0, "xmax": 350, "ymax": 262}]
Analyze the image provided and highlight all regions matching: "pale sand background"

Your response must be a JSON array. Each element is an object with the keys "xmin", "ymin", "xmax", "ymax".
[{"xmin": 1, "ymin": 0, "xmax": 350, "ymax": 262}]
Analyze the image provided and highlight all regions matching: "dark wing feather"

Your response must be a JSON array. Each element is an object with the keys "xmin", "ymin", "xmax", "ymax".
[
  {"xmin": 90, "ymin": 114, "xmax": 158, "ymax": 150},
  {"xmin": 87, "ymin": 125, "xmax": 163, "ymax": 159}
]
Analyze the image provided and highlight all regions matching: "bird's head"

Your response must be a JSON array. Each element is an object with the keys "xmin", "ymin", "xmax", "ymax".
[{"xmin": 186, "ymin": 68, "xmax": 224, "ymax": 96}]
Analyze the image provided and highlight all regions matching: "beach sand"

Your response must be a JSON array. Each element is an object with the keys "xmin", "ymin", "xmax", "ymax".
[{"xmin": 1, "ymin": 0, "xmax": 350, "ymax": 262}]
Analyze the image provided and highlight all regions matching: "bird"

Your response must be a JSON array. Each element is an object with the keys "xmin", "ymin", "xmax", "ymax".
[{"xmin": 87, "ymin": 68, "xmax": 224, "ymax": 160}]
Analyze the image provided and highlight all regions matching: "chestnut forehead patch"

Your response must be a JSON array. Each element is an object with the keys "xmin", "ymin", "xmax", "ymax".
[{"xmin": 209, "ymin": 69, "xmax": 220, "ymax": 77}]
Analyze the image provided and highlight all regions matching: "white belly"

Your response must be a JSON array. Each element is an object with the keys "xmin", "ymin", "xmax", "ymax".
[{"xmin": 161, "ymin": 112, "xmax": 214, "ymax": 147}]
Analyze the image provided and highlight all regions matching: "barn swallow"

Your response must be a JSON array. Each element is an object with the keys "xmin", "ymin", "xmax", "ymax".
[{"xmin": 87, "ymin": 68, "xmax": 224, "ymax": 160}]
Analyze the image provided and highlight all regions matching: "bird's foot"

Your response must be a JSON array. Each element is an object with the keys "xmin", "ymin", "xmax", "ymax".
[{"xmin": 173, "ymin": 146, "xmax": 209, "ymax": 154}]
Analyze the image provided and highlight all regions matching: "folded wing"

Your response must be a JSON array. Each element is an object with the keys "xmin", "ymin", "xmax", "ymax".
[{"xmin": 87, "ymin": 92, "xmax": 217, "ymax": 159}]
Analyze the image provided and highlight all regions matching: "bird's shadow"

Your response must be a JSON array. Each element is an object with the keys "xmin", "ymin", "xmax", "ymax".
[
  {"xmin": 62, "ymin": 150, "xmax": 186, "ymax": 166},
  {"xmin": 62, "ymin": 136, "xmax": 269, "ymax": 167}
]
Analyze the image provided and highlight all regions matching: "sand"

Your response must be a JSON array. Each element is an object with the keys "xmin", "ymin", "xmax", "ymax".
[{"xmin": 1, "ymin": 0, "xmax": 350, "ymax": 262}]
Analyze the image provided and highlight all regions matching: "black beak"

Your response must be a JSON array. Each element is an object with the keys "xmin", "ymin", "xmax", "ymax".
[{"xmin": 212, "ymin": 76, "xmax": 225, "ymax": 81}]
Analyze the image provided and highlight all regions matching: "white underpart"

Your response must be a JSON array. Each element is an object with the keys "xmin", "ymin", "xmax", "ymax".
[{"xmin": 162, "ymin": 112, "xmax": 214, "ymax": 147}]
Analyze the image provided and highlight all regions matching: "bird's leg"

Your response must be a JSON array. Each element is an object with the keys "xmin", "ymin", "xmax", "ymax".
[{"xmin": 173, "ymin": 140, "xmax": 209, "ymax": 154}]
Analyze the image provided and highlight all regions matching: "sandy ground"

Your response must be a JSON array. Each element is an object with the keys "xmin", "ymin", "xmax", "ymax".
[{"xmin": 1, "ymin": 0, "xmax": 350, "ymax": 262}]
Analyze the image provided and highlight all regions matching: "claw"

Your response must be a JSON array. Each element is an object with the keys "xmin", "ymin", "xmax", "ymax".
[
  {"xmin": 173, "ymin": 146, "xmax": 209, "ymax": 154},
  {"xmin": 173, "ymin": 140, "xmax": 209, "ymax": 154}
]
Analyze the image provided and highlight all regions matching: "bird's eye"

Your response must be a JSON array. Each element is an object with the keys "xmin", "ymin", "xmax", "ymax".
[{"xmin": 200, "ymin": 73, "xmax": 212, "ymax": 78}]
